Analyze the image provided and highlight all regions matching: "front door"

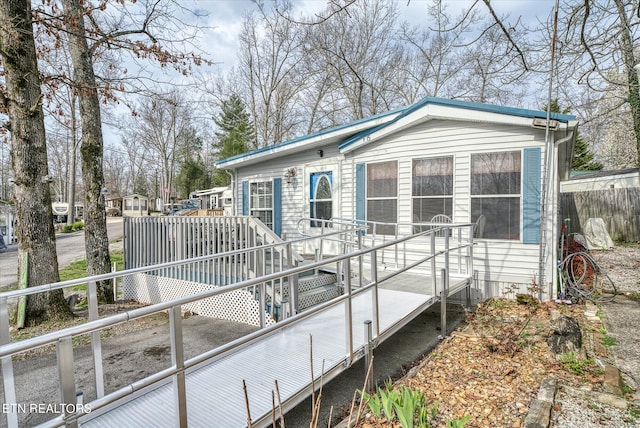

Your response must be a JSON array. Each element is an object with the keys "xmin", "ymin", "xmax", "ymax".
[{"xmin": 304, "ymin": 163, "xmax": 341, "ymax": 256}]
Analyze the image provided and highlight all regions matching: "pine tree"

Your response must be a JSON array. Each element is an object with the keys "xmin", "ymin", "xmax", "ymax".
[
  {"xmin": 572, "ymin": 134, "xmax": 604, "ymax": 171},
  {"xmin": 543, "ymin": 100, "xmax": 603, "ymax": 172},
  {"xmin": 212, "ymin": 95, "xmax": 255, "ymax": 186}
]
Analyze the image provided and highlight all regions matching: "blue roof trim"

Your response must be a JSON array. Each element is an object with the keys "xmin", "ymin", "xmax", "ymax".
[
  {"xmin": 216, "ymin": 107, "xmax": 403, "ymax": 166},
  {"xmin": 420, "ymin": 97, "xmax": 576, "ymax": 122},
  {"xmin": 339, "ymin": 96, "xmax": 576, "ymax": 151},
  {"xmin": 218, "ymin": 96, "xmax": 577, "ymax": 165}
]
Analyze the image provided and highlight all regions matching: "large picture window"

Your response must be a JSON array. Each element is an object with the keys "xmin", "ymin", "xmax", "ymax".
[
  {"xmin": 310, "ymin": 172, "xmax": 332, "ymax": 227},
  {"xmin": 367, "ymin": 161, "xmax": 397, "ymax": 235},
  {"xmin": 412, "ymin": 156, "xmax": 453, "ymax": 224},
  {"xmin": 250, "ymin": 181, "xmax": 273, "ymax": 230},
  {"xmin": 471, "ymin": 151, "xmax": 521, "ymax": 240}
]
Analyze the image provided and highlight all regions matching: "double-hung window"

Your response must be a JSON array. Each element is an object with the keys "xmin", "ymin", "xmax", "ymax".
[
  {"xmin": 412, "ymin": 156, "xmax": 453, "ymax": 226},
  {"xmin": 471, "ymin": 151, "xmax": 521, "ymax": 240},
  {"xmin": 367, "ymin": 161, "xmax": 397, "ymax": 235},
  {"xmin": 310, "ymin": 172, "xmax": 332, "ymax": 227},
  {"xmin": 250, "ymin": 181, "xmax": 273, "ymax": 230}
]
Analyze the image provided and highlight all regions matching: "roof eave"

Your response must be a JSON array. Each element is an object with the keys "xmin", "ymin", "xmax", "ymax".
[
  {"xmin": 340, "ymin": 104, "xmax": 575, "ymax": 154},
  {"xmin": 215, "ymin": 110, "xmax": 402, "ymax": 169}
]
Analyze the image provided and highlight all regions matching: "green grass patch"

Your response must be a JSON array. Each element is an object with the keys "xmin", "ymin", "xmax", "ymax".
[
  {"xmin": 600, "ymin": 335, "xmax": 618, "ymax": 347},
  {"xmin": 58, "ymin": 250, "xmax": 125, "ymax": 291},
  {"xmin": 559, "ymin": 352, "xmax": 601, "ymax": 377}
]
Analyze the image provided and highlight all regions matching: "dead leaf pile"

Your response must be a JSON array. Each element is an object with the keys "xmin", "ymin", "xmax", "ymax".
[{"xmin": 357, "ymin": 300, "xmax": 603, "ymax": 427}]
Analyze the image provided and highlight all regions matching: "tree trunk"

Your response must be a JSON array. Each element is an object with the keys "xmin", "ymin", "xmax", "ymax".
[
  {"xmin": 67, "ymin": 95, "xmax": 78, "ymax": 226},
  {"xmin": 62, "ymin": 0, "xmax": 113, "ymax": 303},
  {"xmin": 612, "ymin": 0, "xmax": 640, "ymax": 167},
  {"xmin": 0, "ymin": 0, "xmax": 72, "ymax": 324}
]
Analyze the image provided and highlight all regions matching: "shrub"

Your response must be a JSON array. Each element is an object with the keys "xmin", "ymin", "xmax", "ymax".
[
  {"xmin": 62, "ymin": 225, "xmax": 74, "ymax": 233},
  {"xmin": 71, "ymin": 221, "xmax": 84, "ymax": 231}
]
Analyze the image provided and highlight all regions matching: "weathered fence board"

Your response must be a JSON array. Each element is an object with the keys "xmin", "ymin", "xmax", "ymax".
[{"xmin": 560, "ymin": 188, "xmax": 640, "ymax": 242}]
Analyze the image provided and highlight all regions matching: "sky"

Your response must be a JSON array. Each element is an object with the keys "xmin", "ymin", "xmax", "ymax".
[
  {"xmin": 100, "ymin": 0, "xmax": 560, "ymax": 147},
  {"xmin": 189, "ymin": 0, "xmax": 558, "ymax": 74}
]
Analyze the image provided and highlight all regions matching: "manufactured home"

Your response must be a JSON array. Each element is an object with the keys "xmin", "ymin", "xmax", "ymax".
[
  {"xmin": 217, "ymin": 97, "xmax": 577, "ymax": 300},
  {"xmin": 122, "ymin": 194, "xmax": 149, "ymax": 217},
  {"xmin": 189, "ymin": 186, "xmax": 233, "ymax": 215},
  {"xmin": 9, "ymin": 97, "xmax": 577, "ymax": 427},
  {"xmin": 560, "ymin": 168, "xmax": 640, "ymax": 242}
]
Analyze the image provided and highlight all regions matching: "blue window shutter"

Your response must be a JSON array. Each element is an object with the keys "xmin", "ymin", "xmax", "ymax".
[
  {"xmin": 355, "ymin": 163, "xmax": 365, "ymax": 223},
  {"xmin": 273, "ymin": 178, "xmax": 282, "ymax": 237},
  {"xmin": 523, "ymin": 148, "xmax": 541, "ymax": 244},
  {"xmin": 242, "ymin": 181, "xmax": 249, "ymax": 216}
]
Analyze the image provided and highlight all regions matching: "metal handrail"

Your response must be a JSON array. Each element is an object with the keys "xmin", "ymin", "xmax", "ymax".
[
  {"xmin": 0, "ymin": 223, "xmax": 367, "ymax": 302},
  {"xmin": 1, "ymin": 221, "xmax": 475, "ymax": 428},
  {"xmin": 0, "ymin": 223, "xmax": 465, "ymax": 358}
]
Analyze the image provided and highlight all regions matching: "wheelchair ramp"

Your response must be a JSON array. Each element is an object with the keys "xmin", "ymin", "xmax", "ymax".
[{"xmin": 79, "ymin": 288, "xmax": 436, "ymax": 428}]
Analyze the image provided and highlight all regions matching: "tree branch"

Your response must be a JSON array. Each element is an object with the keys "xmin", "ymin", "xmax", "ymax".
[
  {"xmin": 481, "ymin": 0, "xmax": 529, "ymax": 71},
  {"xmin": 273, "ymin": 0, "xmax": 356, "ymax": 25},
  {"xmin": 580, "ymin": 0, "xmax": 598, "ymax": 73}
]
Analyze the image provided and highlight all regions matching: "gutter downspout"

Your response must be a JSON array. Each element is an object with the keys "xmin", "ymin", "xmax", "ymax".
[
  {"xmin": 538, "ymin": 0, "xmax": 560, "ymax": 300},
  {"xmin": 539, "ymin": 130, "xmax": 574, "ymax": 301},
  {"xmin": 225, "ymin": 169, "xmax": 237, "ymax": 216}
]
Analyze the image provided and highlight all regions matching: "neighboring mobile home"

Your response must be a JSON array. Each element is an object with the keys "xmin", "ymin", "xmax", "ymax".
[
  {"xmin": 122, "ymin": 194, "xmax": 149, "ymax": 217},
  {"xmin": 560, "ymin": 168, "xmax": 640, "ymax": 242},
  {"xmin": 216, "ymin": 97, "xmax": 577, "ymax": 300},
  {"xmin": 189, "ymin": 186, "xmax": 233, "ymax": 215}
]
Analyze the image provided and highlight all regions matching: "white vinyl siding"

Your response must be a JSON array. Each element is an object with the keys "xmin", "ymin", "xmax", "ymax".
[
  {"xmin": 235, "ymin": 146, "xmax": 343, "ymax": 244},
  {"xmin": 345, "ymin": 119, "xmax": 546, "ymax": 287},
  {"xmin": 235, "ymin": 118, "xmax": 551, "ymax": 294}
]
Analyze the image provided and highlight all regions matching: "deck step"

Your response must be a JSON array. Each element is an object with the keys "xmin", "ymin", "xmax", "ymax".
[
  {"xmin": 298, "ymin": 284, "xmax": 342, "ymax": 310},
  {"xmin": 287, "ymin": 271, "xmax": 337, "ymax": 295}
]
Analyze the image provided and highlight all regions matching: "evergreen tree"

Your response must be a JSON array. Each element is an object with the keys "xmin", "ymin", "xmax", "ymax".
[
  {"xmin": 176, "ymin": 156, "xmax": 209, "ymax": 198},
  {"xmin": 572, "ymin": 135, "xmax": 604, "ymax": 171},
  {"xmin": 543, "ymin": 100, "xmax": 603, "ymax": 172},
  {"xmin": 175, "ymin": 127, "xmax": 210, "ymax": 197},
  {"xmin": 212, "ymin": 95, "xmax": 255, "ymax": 186}
]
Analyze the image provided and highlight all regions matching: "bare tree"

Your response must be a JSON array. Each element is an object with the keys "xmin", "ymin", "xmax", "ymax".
[
  {"xmin": 61, "ymin": 0, "xmax": 113, "ymax": 303},
  {"xmin": 397, "ymin": 1, "xmax": 474, "ymax": 102},
  {"xmin": 0, "ymin": 0, "xmax": 72, "ymax": 323},
  {"xmin": 557, "ymin": 0, "xmax": 640, "ymax": 166},
  {"xmin": 238, "ymin": 3, "xmax": 307, "ymax": 146},
  {"xmin": 125, "ymin": 92, "xmax": 195, "ymax": 205},
  {"xmin": 307, "ymin": 0, "xmax": 403, "ymax": 121}
]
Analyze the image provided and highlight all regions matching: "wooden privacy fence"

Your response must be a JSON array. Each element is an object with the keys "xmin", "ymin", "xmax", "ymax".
[{"xmin": 560, "ymin": 187, "xmax": 640, "ymax": 242}]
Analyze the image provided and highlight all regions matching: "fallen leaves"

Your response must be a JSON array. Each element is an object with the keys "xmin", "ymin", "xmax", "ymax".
[{"xmin": 356, "ymin": 299, "xmax": 603, "ymax": 427}]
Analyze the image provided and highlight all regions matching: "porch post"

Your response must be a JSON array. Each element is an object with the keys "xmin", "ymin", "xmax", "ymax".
[{"xmin": 440, "ymin": 268, "xmax": 449, "ymax": 337}]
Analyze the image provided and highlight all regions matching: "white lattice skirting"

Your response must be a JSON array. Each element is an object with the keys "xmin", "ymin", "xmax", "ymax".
[{"xmin": 123, "ymin": 273, "xmax": 275, "ymax": 327}]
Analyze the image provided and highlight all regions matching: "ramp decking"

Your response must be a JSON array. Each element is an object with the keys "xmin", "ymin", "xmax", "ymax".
[{"xmin": 77, "ymin": 273, "xmax": 470, "ymax": 428}]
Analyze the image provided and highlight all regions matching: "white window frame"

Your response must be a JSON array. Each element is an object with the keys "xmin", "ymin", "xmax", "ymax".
[
  {"xmin": 366, "ymin": 161, "xmax": 398, "ymax": 235},
  {"xmin": 470, "ymin": 150, "xmax": 522, "ymax": 241},
  {"xmin": 309, "ymin": 171, "xmax": 333, "ymax": 227},
  {"xmin": 250, "ymin": 180, "xmax": 274, "ymax": 230},
  {"xmin": 411, "ymin": 156, "xmax": 454, "ymax": 224}
]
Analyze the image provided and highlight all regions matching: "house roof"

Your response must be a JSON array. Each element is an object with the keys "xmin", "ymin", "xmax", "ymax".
[
  {"xmin": 568, "ymin": 167, "xmax": 639, "ymax": 180},
  {"xmin": 123, "ymin": 193, "xmax": 148, "ymax": 199},
  {"xmin": 216, "ymin": 96, "xmax": 577, "ymax": 168}
]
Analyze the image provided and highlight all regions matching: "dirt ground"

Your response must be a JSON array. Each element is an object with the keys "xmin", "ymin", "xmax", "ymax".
[{"xmin": 2, "ymin": 310, "xmax": 258, "ymax": 427}]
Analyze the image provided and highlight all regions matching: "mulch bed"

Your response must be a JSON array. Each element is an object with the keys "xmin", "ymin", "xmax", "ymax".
[{"xmin": 355, "ymin": 299, "xmax": 607, "ymax": 427}]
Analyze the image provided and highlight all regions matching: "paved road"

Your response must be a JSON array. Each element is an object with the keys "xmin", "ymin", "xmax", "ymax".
[{"xmin": 0, "ymin": 217, "xmax": 123, "ymax": 289}]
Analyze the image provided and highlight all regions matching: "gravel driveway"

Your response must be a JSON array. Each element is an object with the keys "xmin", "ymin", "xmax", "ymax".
[{"xmin": 552, "ymin": 244, "xmax": 640, "ymax": 427}]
